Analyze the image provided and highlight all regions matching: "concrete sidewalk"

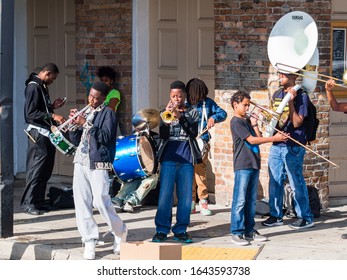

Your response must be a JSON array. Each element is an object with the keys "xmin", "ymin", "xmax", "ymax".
[{"xmin": 1, "ymin": 175, "xmax": 347, "ymax": 260}]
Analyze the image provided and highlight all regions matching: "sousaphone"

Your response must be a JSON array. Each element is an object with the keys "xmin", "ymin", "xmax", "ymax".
[{"xmin": 264, "ymin": 11, "xmax": 319, "ymax": 137}]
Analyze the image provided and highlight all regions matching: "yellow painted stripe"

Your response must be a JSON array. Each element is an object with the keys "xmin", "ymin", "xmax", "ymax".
[{"xmin": 182, "ymin": 246, "xmax": 261, "ymax": 260}]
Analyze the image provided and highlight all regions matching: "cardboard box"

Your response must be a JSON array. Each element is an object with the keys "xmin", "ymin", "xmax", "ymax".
[{"xmin": 120, "ymin": 241, "xmax": 182, "ymax": 260}]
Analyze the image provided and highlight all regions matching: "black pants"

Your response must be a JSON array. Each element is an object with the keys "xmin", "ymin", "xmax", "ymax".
[{"xmin": 21, "ymin": 129, "xmax": 56, "ymax": 210}]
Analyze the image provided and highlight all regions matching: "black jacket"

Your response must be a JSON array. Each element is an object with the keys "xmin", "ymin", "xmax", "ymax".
[
  {"xmin": 157, "ymin": 107, "xmax": 202, "ymax": 165},
  {"xmin": 69, "ymin": 106, "xmax": 118, "ymax": 170},
  {"xmin": 24, "ymin": 73, "xmax": 55, "ymax": 130}
]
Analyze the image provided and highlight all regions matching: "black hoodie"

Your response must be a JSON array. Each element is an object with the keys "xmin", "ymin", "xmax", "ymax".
[{"xmin": 24, "ymin": 73, "xmax": 56, "ymax": 130}]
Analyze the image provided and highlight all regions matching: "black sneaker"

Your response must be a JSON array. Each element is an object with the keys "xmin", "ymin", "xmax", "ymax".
[
  {"xmin": 289, "ymin": 219, "xmax": 314, "ymax": 229},
  {"xmin": 261, "ymin": 216, "xmax": 283, "ymax": 227},
  {"xmin": 341, "ymin": 233, "xmax": 347, "ymax": 239},
  {"xmin": 173, "ymin": 232, "xmax": 193, "ymax": 243},
  {"xmin": 152, "ymin": 232, "xmax": 167, "ymax": 242}
]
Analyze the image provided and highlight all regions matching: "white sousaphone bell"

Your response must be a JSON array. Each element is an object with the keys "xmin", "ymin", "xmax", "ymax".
[{"xmin": 264, "ymin": 11, "xmax": 319, "ymax": 137}]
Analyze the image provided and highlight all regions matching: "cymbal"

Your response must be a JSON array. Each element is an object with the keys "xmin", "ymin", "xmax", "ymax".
[{"xmin": 132, "ymin": 108, "xmax": 160, "ymax": 130}]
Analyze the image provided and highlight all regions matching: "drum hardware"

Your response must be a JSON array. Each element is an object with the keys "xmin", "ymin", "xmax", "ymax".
[
  {"xmin": 132, "ymin": 108, "xmax": 160, "ymax": 131},
  {"xmin": 160, "ymin": 103, "xmax": 179, "ymax": 124},
  {"xmin": 246, "ymin": 111, "xmax": 339, "ymax": 168}
]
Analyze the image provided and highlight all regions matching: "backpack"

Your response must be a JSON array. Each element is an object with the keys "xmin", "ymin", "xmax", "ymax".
[{"xmin": 302, "ymin": 91, "xmax": 319, "ymax": 144}]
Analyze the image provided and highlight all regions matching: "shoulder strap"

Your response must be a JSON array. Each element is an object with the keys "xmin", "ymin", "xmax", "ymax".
[{"xmin": 29, "ymin": 81, "xmax": 53, "ymax": 126}]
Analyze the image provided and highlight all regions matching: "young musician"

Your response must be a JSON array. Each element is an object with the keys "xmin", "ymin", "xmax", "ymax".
[
  {"xmin": 152, "ymin": 80, "xmax": 201, "ymax": 243},
  {"xmin": 68, "ymin": 81, "xmax": 127, "ymax": 260},
  {"xmin": 230, "ymin": 91, "xmax": 288, "ymax": 245},
  {"xmin": 21, "ymin": 63, "xmax": 66, "ymax": 215},
  {"xmin": 186, "ymin": 78, "xmax": 227, "ymax": 215}
]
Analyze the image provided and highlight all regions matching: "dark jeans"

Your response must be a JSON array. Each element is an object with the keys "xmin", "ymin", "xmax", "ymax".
[{"xmin": 21, "ymin": 129, "xmax": 56, "ymax": 210}]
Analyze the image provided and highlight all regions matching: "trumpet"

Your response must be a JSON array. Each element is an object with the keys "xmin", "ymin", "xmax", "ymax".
[
  {"xmin": 161, "ymin": 103, "xmax": 179, "ymax": 124},
  {"xmin": 53, "ymin": 104, "xmax": 92, "ymax": 133}
]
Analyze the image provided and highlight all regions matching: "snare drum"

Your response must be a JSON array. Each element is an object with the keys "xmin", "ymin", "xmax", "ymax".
[
  {"xmin": 49, "ymin": 129, "xmax": 76, "ymax": 156},
  {"xmin": 113, "ymin": 132, "xmax": 158, "ymax": 182}
]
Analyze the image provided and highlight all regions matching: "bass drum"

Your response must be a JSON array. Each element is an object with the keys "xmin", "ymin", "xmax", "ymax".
[{"xmin": 113, "ymin": 132, "xmax": 158, "ymax": 182}]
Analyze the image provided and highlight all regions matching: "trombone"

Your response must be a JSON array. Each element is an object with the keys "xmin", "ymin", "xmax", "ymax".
[
  {"xmin": 249, "ymin": 103, "xmax": 339, "ymax": 168},
  {"xmin": 276, "ymin": 62, "xmax": 347, "ymax": 89}
]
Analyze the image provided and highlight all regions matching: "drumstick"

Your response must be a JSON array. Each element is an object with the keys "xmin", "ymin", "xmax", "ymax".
[
  {"xmin": 196, "ymin": 127, "xmax": 209, "ymax": 139},
  {"xmin": 24, "ymin": 129, "xmax": 37, "ymax": 143}
]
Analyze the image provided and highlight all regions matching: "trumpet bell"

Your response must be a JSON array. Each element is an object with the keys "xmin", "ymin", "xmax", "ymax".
[
  {"xmin": 268, "ymin": 11, "xmax": 318, "ymax": 73},
  {"xmin": 160, "ymin": 111, "xmax": 175, "ymax": 124}
]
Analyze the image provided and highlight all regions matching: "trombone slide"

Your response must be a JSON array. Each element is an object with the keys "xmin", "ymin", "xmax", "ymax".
[{"xmin": 248, "ymin": 112, "xmax": 339, "ymax": 168}]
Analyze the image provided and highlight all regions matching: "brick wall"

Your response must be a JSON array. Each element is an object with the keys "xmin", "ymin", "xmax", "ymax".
[
  {"xmin": 75, "ymin": 0, "xmax": 133, "ymax": 135},
  {"xmin": 214, "ymin": 0, "xmax": 332, "ymax": 208}
]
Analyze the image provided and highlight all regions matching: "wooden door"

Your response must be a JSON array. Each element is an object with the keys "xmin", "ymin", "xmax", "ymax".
[
  {"xmin": 329, "ymin": 101, "xmax": 347, "ymax": 197},
  {"xmin": 27, "ymin": 0, "xmax": 76, "ymax": 176},
  {"xmin": 149, "ymin": 0, "xmax": 214, "ymax": 109}
]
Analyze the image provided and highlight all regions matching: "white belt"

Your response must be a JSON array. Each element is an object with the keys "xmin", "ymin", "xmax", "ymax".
[{"xmin": 26, "ymin": 124, "xmax": 50, "ymax": 137}]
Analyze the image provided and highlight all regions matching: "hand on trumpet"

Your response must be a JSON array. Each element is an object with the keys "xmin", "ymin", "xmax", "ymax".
[
  {"xmin": 166, "ymin": 101, "xmax": 181, "ymax": 119},
  {"xmin": 69, "ymin": 108, "xmax": 86, "ymax": 127}
]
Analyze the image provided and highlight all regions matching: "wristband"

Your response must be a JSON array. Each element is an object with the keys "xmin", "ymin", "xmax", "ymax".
[{"xmin": 252, "ymin": 124, "xmax": 258, "ymax": 127}]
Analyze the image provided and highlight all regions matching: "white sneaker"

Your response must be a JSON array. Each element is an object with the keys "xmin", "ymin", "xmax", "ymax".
[
  {"xmin": 84, "ymin": 240, "xmax": 96, "ymax": 260},
  {"xmin": 199, "ymin": 199, "xmax": 212, "ymax": 216},
  {"xmin": 113, "ymin": 224, "xmax": 128, "ymax": 255},
  {"xmin": 123, "ymin": 202, "xmax": 134, "ymax": 213}
]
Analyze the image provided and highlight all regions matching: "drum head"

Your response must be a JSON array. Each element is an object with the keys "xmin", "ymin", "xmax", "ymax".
[{"xmin": 138, "ymin": 133, "xmax": 157, "ymax": 175}]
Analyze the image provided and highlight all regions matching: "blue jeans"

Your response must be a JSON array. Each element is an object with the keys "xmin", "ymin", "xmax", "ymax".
[
  {"xmin": 268, "ymin": 145, "xmax": 313, "ymax": 223},
  {"xmin": 155, "ymin": 161, "xmax": 193, "ymax": 235},
  {"xmin": 230, "ymin": 168, "xmax": 259, "ymax": 235}
]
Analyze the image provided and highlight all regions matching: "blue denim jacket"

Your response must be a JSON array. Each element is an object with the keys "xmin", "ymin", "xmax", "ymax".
[{"xmin": 190, "ymin": 97, "xmax": 227, "ymax": 142}]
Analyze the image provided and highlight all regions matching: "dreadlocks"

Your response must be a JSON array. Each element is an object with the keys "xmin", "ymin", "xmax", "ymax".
[{"xmin": 186, "ymin": 78, "xmax": 209, "ymax": 105}]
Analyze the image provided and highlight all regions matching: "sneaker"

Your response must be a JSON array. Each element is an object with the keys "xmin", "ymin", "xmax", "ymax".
[
  {"xmin": 152, "ymin": 232, "xmax": 167, "ymax": 242},
  {"xmin": 341, "ymin": 234, "xmax": 347, "ymax": 239},
  {"xmin": 84, "ymin": 240, "xmax": 96, "ymax": 260},
  {"xmin": 230, "ymin": 234, "xmax": 249, "ymax": 246},
  {"xmin": 199, "ymin": 199, "xmax": 212, "ymax": 216},
  {"xmin": 123, "ymin": 202, "xmax": 134, "ymax": 213},
  {"xmin": 113, "ymin": 224, "xmax": 128, "ymax": 255},
  {"xmin": 191, "ymin": 201, "xmax": 196, "ymax": 214},
  {"xmin": 173, "ymin": 232, "xmax": 193, "ymax": 243},
  {"xmin": 261, "ymin": 216, "xmax": 283, "ymax": 227},
  {"xmin": 244, "ymin": 230, "xmax": 268, "ymax": 242},
  {"xmin": 289, "ymin": 219, "xmax": 314, "ymax": 230}
]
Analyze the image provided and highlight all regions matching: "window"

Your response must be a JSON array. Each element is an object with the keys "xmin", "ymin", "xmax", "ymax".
[{"xmin": 331, "ymin": 22, "xmax": 347, "ymax": 95}]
